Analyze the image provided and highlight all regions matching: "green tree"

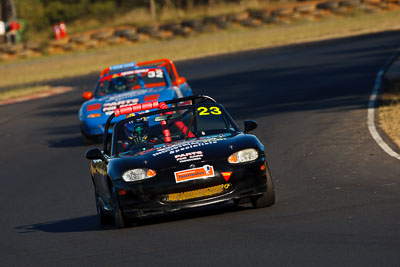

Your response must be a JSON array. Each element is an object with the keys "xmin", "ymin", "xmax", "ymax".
[{"xmin": 15, "ymin": 0, "xmax": 48, "ymax": 30}]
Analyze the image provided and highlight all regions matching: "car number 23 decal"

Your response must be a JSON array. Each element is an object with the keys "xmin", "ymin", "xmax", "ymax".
[{"xmin": 197, "ymin": 106, "xmax": 222, "ymax": 115}]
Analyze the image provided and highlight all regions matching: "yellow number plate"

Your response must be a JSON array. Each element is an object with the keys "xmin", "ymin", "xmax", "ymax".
[{"xmin": 167, "ymin": 184, "xmax": 230, "ymax": 202}]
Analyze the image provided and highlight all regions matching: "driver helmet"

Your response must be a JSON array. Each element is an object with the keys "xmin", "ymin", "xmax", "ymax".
[
  {"xmin": 112, "ymin": 75, "xmax": 127, "ymax": 91},
  {"xmin": 124, "ymin": 113, "xmax": 149, "ymax": 143}
]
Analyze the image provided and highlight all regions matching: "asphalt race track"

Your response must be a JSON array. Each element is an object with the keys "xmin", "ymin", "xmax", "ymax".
[{"xmin": 1, "ymin": 30, "xmax": 400, "ymax": 266}]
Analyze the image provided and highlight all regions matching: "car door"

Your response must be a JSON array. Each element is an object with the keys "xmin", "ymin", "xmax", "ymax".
[{"xmin": 92, "ymin": 156, "xmax": 112, "ymax": 209}]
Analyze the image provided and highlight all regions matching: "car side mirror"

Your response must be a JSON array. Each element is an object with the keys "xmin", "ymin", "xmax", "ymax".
[
  {"xmin": 82, "ymin": 91, "xmax": 93, "ymax": 100},
  {"xmin": 176, "ymin": 77, "xmax": 186, "ymax": 85},
  {"xmin": 85, "ymin": 147, "xmax": 105, "ymax": 161},
  {"xmin": 244, "ymin": 120, "xmax": 257, "ymax": 133}
]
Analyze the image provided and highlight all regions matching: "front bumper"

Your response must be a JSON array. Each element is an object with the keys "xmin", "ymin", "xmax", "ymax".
[
  {"xmin": 113, "ymin": 158, "xmax": 268, "ymax": 218},
  {"xmin": 80, "ymin": 120, "xmax": 105, "ymax": 136}
]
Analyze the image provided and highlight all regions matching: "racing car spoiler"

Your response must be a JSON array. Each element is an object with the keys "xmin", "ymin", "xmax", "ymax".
[{"xmin": 103, "ymin": 95, "xmax": 217, "ymax": 153}]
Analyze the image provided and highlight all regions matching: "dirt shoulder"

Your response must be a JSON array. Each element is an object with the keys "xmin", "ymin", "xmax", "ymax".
[{"xmin": 380, "ymin": 57, "xmax": 400, "ymax": 150}]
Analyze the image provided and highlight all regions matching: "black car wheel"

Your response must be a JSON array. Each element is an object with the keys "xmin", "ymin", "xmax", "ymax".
[
  {"xmin": 112, "ymin": 189, "xmax": 129, "ymax": 229},
  {"xmin": 95, "ymin": 192, "xmax": 113, "ymax": 225},
  {"xmin": 251, "ymin": 163, "xmax": 275, "ymax": 208}
]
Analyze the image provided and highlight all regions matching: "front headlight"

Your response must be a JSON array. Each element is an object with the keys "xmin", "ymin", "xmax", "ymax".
[
  {"xmin": 228, "ymin": 148, "xmax": 258, "ymax": 164},
  {"xmin": 87, "ymin": 113, "xmax": 101, "ymax": 118},
  {"xmin": 122, "ymin": 168, "xmax": 156, "ymax": 182}
]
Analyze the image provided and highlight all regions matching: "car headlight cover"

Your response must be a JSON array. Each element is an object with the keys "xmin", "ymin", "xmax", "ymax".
[
  {"xmin": 122, "ymin": 168, "xmax": 156, "ymax": 182},
  {"xmin": 228, "ymin": 148, "xmax": 258, "ymax": 164},
  {"xmin": 87, "ymin": 113, "xmax": 101, "ymax": 118}
]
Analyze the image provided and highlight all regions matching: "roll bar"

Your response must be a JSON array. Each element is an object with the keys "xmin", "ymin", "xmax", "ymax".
[
  {"xmin": 103, "ymin": 95, "xmax": 217, "ymax": 153},
  {"xmin": 100, "ymin": 59, "xmax": 184, "ymax": 85}
]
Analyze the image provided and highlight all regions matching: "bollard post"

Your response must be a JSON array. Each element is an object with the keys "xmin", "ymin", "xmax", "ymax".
[
  {"xmin": 59, "ymin": 22, "xmax": 67, "ymax": 38},
  {"xmin": 54, "ymin": 25, "xmax": 61, "ymax": 40}
]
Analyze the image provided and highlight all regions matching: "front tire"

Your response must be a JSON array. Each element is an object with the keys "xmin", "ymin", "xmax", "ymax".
[
  {"xmin": 251, "ymin": 163, "xmax": 275, "ymax": 208},
  {"xmin": 112, "ymin": 189, "xmax": 129, "ymax": 229},
  {"xmin": 95, "ymin": 192, "xmax": 113, "ymax": 225}
]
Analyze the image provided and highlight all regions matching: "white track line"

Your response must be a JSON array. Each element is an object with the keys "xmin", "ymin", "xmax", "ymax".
[{"xmin": 367, "ymin": 53, "xmax": 400, "ymax": 160}]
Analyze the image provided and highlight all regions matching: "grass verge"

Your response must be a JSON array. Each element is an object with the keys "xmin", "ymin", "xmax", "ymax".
[
  {"xmin": 0, "ymin": 86, "xmax": 52, "ymax": 102},
  {"xmin": 379, "ymin": 89, "xmax": 400, "ymax": 149}
]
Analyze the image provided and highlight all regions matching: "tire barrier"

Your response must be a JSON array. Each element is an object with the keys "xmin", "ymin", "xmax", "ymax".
[
  {"xmin": 204, "ymin": 15, "xmax": 231, "ymax": 29},
  {"xmin": 70, "ymin": 34, "xmax": 91, "ymax": 45},
  {"xmin": 339, "ymin": 0, "xmax": 361, "ymax": 7},
  {"xmin": 295, "ymin": 4, "xmax": 317, "ymax": 14},
  {"xmin": 182, "ymin": 19, "xmax": 206, "ymax": 32},
  {"xmin": 317, "ymin": 1, "xmax": 340, "ymax": 9},
  {"xmin": 1, "ymin": 0, "xmax": 400, "ymax": 61}
]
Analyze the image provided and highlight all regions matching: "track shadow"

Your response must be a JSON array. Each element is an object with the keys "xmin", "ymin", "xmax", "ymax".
[
  {"xmin": 179, "ymin": 31, "xmax": 400, "ymax": 120},
  {"xmin": 15, "ymin": 215, "xmax": 101, "ymax": 233},
  {"xmin": 379, "ymin": 82, "xmax": 400, "ymax": 107},
  {"xmin": 34, "ymin": 94, "xmax": 84, "ymax": 118},
  {"xmin": 135, "ymin": 202, "xmax": 252, "ymax": 228},
  {"xmin": 46, "ymin": 125, "xmax": 81, "ymax": 136},
  {"xmin": 48, "ymin": 135, "xmax": 86, "ymax": 148},
  {"xmin": 44, "ymin": 124, "xmax": 90, "ymax": 148},
  {"xmin": 189, "ymin": 64, "xmax": 372, "ymax": 121},
  {"xmin": 15, "ymin": 203, "xmax": 253, "ymax": 233},
  {"xmin": 35, "ymin": 107, "xmax": 80, "ymax": 117}
]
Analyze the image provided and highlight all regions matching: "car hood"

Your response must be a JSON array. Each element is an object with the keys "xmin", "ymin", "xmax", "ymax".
[{"xmin": 108, "ymin": 133, "xmax": 254, "ymax": 175}]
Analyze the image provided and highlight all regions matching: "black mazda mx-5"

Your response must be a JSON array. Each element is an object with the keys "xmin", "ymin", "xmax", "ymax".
[{"xmin": 85, "ymin": 95, "xmax": 275, "ymax": 228}]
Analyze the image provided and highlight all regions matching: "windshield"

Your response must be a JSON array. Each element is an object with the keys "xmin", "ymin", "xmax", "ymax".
[
  {"xmin": 112, "ymin": 103, "xmax": 238, "ymax": 156},
  {"xmin": 94, "ymin": 68, "xmax": 168, "ymax": 97}
]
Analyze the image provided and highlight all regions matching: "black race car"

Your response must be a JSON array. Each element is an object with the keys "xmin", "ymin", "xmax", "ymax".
[{"xmin": 85, "ymin": 95, "xmax": 275, "ymax": 228}]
